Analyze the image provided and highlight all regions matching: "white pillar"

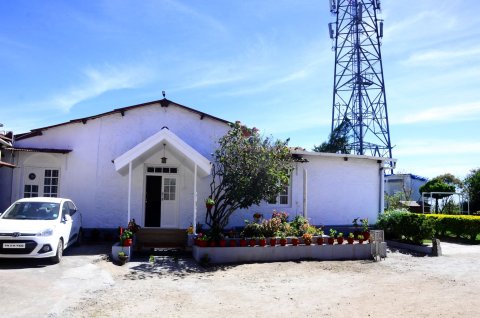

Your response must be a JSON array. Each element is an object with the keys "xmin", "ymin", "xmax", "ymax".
[
  {"xmin": 127, "ymin": 161, "xmax": 132, "ymax": 224},
  {"xmin": 379, "ymin": 163, "xmax": 385, "ymax": 216},
  {"xmin": 193, "ymin": 164, "xmax": 198, "ymax": 234},
  {"xmin": 303, "ymin": 168, "xmax": 308, "ymax": 219}
]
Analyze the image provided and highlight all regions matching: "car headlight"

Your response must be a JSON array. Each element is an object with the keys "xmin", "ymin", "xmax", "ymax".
[{"xmin": 36, "ymin": 228, "xmax": 54, "ymax": 237}]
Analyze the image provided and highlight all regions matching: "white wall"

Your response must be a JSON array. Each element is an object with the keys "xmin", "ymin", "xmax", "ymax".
[{"xmin": 226, "ymin": 154, "xmax": 382, "ymax": 228}]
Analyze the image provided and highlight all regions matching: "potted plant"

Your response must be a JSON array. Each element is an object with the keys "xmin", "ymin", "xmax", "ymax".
[
  {"xmin": 291, "ymin": 237, "xmax": 299, "ymax": 246},
  {"xmin": 361, "ymin": 218, "xmax": 370, "ymax": 240},
  {"xmin": 196, "ymin": 233, "xmax": 209, "ymax": 247},
  {"xmin": 269, "ymin": 237, "xmax": 277, "ymax": 246},
  {"xmin": 118, "ymin": 251, "xmax": 128, "ymax": 265},
  {"xmin": 347, "ymin": 232, "xmax": 355, "ymax": 244},
  {"xmin": 219, "ymin": 238, "xmax": 227, "ymax": 247},
  {"xmin": 302, "ymin": 233, "xmax": 313, "ymax": 246},
  {"xmin": 249, "ymin": 238, "xmax": 256, "ymax": 247},
  {"xmin": 279, "ymin": 233, "xmax": 287, "ymax": 246},
  {"xmin": 205, "ymin": 198, "xmax": 215, "ymax": 209},
  {"xmin": 120, "ymin": 229, "xmax": 134, "ymax": 247},
  {"xmin": 337, "ymin": 232, "xmax": 344, "ymax": 244},
  {"xmin": 240, "ymin": 237, "xmax": 248, "ymax": 247},
  {"xmin": 253, "ymin": 212, "xmax": 263, "ymax": 223},
  {"xmin": 229, "ymin": 239, "xmax": 237, "ymax": 247},
  {"xmin": 258, "ymin": 236, "xmax": 267, "ymax": 247},
  {"xmin": 358, "ymin": 234, "xmax": 365, "ymax": 244},
  {"xmin": 317, "ymin": 229, "xmax": 324, "ymax": 245},
  {"xmin": 328, "ymin": 228, "xmax": 337, "ymax": 245}
]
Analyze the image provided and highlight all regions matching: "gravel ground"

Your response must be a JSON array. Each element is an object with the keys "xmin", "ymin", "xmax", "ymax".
[{"xmin": 2, "ymin": 242, "xmax": 479, "ymax": 318}]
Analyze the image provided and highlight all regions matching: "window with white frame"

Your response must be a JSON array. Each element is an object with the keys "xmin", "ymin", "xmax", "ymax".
[
  {"xmin": 43, "ymin": 169, "xmax": 59, "ymax": 197},
  {"xmin": 24, "ymin": 185, "xmax": 39, "ymax": 198},
  {"xmin": 268, "ymin": 184, "xmax": 290, "ymax": 206}
]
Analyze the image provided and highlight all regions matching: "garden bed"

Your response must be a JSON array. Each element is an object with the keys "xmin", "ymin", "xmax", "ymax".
[{"xmin": 192, "ymin": 241, "xmax": 380, "ymax": 264}]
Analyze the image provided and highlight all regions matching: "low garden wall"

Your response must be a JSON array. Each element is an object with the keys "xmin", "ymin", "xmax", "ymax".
[{"xmin": 192, "ymin": 241, "xmax": 381, "ymax": 264}]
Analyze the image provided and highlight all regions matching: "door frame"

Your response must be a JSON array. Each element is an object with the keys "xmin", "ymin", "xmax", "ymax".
[{"xmin": 143, "ymin": 165, "xmax": 180, "ymax": 228}]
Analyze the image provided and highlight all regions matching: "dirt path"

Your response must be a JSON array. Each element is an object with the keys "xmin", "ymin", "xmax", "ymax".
[{"xmin": 57, "ymin": 243, "xmax": 480, "ymax": 318}]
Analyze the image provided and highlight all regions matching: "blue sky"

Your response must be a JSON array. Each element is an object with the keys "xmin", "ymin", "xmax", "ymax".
[{"xmin": 1, "ymin": 0, "xmax": 479, "ymax": 179}]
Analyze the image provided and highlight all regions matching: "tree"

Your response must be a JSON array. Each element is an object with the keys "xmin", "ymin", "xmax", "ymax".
[
  {"xmin": 313, "ymin": 119, "xmax": 351, "ymax": 154},
  {"xmin": 419, "ymin": 177, "xmax": 456, "ymax": 213},
  {"xmin": 464, "ymin": 168, "xmax": 480, "ymax": 213},
  {"xmin": 205, "ymin": 121, "xmax": 295, "ymax": 236}
]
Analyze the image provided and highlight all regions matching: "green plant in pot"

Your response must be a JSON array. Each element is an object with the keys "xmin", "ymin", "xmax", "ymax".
[
  {"xmin": 347, "ymin": 232, "xmax": 355, "ymax": 244},
  {"xmin": 205, "ymin": 198, "xmax": 215, "ymax": 209},
  {"xmin": 360, "ymin": 218, "xmax": 370, "ymax": 240},
  {"xmin": 120, "ymin": 229, "xmax": 133, "ymax": 247},
  {"xmin": 302, "ymin": 233, "xmax": 313, "ymax": 245},
  {"xmin": 118, "ymin": 251, "xmax": 128, "ymax": 265},
  {"xmin": 357, "ymin": 234, "xmax": 365, "ymax": 244},
  {"xmin": 328, "ymin": 228, "xmax": 337, "ymax": 245},
  {"xmin": 336, "ymin": 232, "xmax": 344, "ymax": 244}
]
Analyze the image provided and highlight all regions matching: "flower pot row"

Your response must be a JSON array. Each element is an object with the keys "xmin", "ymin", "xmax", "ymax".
[{"xmin": 195, "ymin": 236, "xmax": 368, "ymax": 247}]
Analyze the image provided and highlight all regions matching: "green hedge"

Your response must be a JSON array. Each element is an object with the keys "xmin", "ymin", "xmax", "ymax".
[
  {"xmin": 376, "ymin": 210, "xmax": 435, "ymax": 245},
  {"xmin": 425, "ymin": 214, "xmax": 480, "ymax": 241}
]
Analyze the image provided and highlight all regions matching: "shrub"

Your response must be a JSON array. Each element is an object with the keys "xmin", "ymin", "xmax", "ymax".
[
  {"xmin": 241, "ymin": 221, "xmax": 262, "ymax": 238},
  {"xmin": 260, "ymin": 217, "xmax": 282, "ymax": 237},
  {"xmin": 425, "ymin": 214, "xmax": 480, "ymax": 241},
  {"xmin": 290, "ymin": 215, "xmax": 310, "ymax": 236},
  {"xmin": 376, "ymin": 210, "xmax": 435, "ymax": 245}
]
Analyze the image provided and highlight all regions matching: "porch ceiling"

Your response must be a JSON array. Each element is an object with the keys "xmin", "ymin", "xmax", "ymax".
[{"xmin": 113, "ymin": 127, "xmax": 211, "ymax": 177}]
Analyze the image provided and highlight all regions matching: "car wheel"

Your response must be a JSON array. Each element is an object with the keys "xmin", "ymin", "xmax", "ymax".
[
  {"xmin": 51, "ymin": 239, "xmax": 63, "ymax": 264},
  {"xmin": 75, "ymin": 229, "xmax": 83, "ymax": 247}
]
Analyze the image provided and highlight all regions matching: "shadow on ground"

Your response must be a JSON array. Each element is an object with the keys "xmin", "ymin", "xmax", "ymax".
[{"xmin": 126, "ymin": 249, "xmax": 237, "ymax": 280}]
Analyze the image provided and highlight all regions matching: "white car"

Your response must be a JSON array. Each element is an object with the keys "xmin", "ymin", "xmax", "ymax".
[{"xmin": 0, "ymin": 197, "xmax": 82, "ymax": 263}]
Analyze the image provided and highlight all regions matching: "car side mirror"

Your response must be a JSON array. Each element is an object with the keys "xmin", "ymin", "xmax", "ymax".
[{"xmin": 63, "ymin": 214, "xmax": 72, "ymax": 222}]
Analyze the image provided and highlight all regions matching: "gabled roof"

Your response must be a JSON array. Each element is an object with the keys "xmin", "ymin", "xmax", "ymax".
[
  {"xmin": 15, "ymin": 98, "xmax": 231, "ymax": 141},
  {"xmin": 113, "ymin": 127, "xmax": 211, "ymax": 177}
]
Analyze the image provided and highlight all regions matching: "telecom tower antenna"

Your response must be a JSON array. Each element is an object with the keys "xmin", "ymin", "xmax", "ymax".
[{"xmin": 328, "ymin": 0, "xmax": 393, "ymax": 166}]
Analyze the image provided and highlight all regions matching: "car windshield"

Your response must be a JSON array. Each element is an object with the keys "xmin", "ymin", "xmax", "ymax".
[{"xmin": 1, "ymin": 202, "xmax": 60, "ymax": 220}]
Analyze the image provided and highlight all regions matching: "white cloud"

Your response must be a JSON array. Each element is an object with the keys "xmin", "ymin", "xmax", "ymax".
[
  {"xmin": 403, "ymin": 46, "xmax": 480, "ymax": 66},
  {"xmin": 394, "ymin": 139, "xmax": 480, "ymax": 157},
  {"xmin": 394, "ymin": 102, "xmax": 480, "ymax": 125},
  {"xmin": 48, "ymin": 63, "xmax": 153, "ymax": 112}
]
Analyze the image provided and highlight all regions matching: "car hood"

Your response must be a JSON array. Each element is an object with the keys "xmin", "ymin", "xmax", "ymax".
[{"xmin": 0, "ymin": 219, "xmax": 58, "ymax": 233}]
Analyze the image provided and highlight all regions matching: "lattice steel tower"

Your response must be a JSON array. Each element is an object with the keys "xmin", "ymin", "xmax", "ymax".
[{"xmin": 328, "ymin": 0, "xmax": 392, "ymax": 162}]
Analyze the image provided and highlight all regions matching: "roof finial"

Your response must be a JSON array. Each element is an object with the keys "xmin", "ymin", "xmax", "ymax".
[{"xmin": 162, "ymin": 90, "xmax": 166, "ymax": 98}]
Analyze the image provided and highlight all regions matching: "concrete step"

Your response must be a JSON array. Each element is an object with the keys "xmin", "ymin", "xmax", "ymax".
[{"xmin": 135, "ymin": 228, "xmax": 186, "ymax": 250}]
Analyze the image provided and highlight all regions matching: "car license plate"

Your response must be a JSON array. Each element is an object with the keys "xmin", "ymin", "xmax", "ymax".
[{"xmin": 3, "ymin": 243, "xmax": 25, "ymax": 249}]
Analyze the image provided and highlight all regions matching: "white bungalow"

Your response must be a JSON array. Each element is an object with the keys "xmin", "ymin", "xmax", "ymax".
[{"xmin": 0, "ymin": 98, "xmax": 393, "ymax": 245}]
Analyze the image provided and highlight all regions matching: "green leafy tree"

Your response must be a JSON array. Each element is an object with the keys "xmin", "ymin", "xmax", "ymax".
[
  {"xmin": 420, "ymin": 177, "xmax": 456, "ymax": 213},
  {"xmin": 313, "ymin": 119, "xmax": 351, "ymax": 154},
  {"xmin": 464, "ymin": 168, "xmax": 480, "ymax": 213},
  {"xmin": 206, "ymin": 121, "xmax": 295, "ymax": 236}
]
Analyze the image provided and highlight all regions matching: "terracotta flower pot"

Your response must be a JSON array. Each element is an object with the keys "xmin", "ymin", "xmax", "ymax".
[
  {"xmin": 219, "ymin": 240, "xmax": 227, "ymax": 247},
  {"xmin": 347, "ymin": 237, "xmax": 354, "ymax": 244},
  {"xmin": 259, "ymin": 239, "xmax": 267, "ymax": 247},
  {"xmin": 122, "ymin": 238, "xmax": 133, "ymax": 247},
  {"xmin": 240, "ymin": 239, "xmax": 247, "ymax": 247},
  {"xmin": 269, "ymin": 238, "xmax": 276, "ymax": 246},
  {"xmin": 337, "ymin": 237, "xmax": 344, "ymax": 245},
  {"xmin": 229, "ymin": 240, "xmax": 236, "ymax": 247},
  {"xmin": 206, "ymin": 203, "xmax": 214, "ymax": 209},
  {"xmin": 362, "ymin": 231, "xmax": 370, "ymax": 240},
  {"xmin": 249, "ymin": 239, "xmax": 256, "ymax": 247},
  {"xmin": 328, "ymin": 237, "xmax": 335, "ymax": 245},
  {"xmin": 209, "ymin": 241, "xmax": 217, "ymax": 247},
  {"xmin": 317, "ymin": 237, "xmax": 324, "ymax": 245},
  {"xmin": 358, "ymin": 239, "xmax": 364, "ymax": 244},
  {"xmin": 291, "ymin": 238, "xmax": 299, "ymax": 246},
  {"xmin": 280, "ymin": 239, "xmax": 287, "ymax": 246},
  {"xmin": 197, "ymin": 240, "xmax": 207, "ymax": 247}
]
